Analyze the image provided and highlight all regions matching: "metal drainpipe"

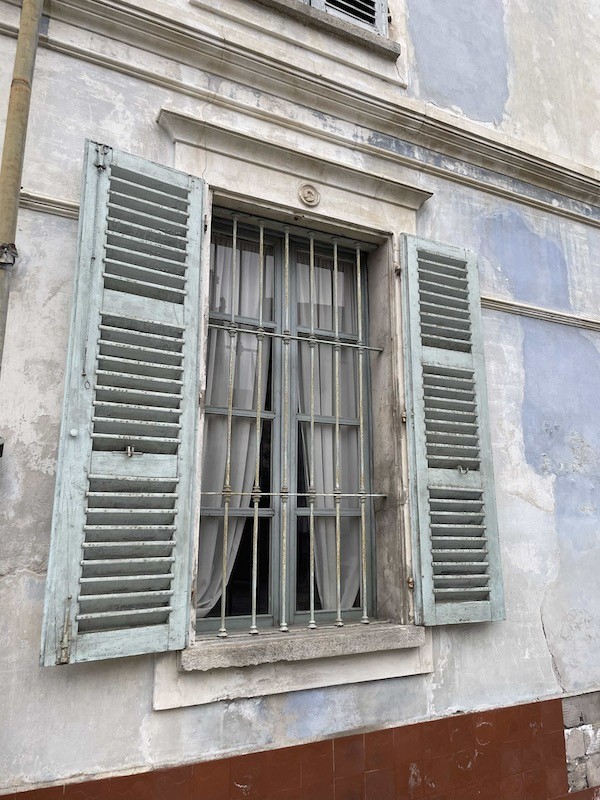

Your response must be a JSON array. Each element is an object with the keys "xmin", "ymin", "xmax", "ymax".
[
  {"xmin": 0, "ymin": 0, "xmax": 44, "ymax": 379},
  {"xmin": 0, "ymin": 0, "xmax": 44, "ymax": 462}
]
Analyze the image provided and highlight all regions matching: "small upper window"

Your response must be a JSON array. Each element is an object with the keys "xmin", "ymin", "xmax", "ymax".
[{"xmin": 304, "ymin": 0, "xmax": 388, "ymax": 34}]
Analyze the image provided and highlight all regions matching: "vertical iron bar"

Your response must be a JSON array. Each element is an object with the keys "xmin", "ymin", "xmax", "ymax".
[
  {"xmin": 280, "ymin": 227, "xmax": 290, "ymax": 632},
  {"xmin": 333, "ymin": 241, "xmax": 343, "ymax": 626},
  {"xmin": 218, "ymin": 217, "xmax": 239, "ymax": 638},
  {"xmin": 308, "ymin": 234, "xmax": 317, "ymax": 629},
  {"xmin": 356, "ymin": 245, "xmax": 369, "ymax": 624},
  {"xmin": 250, "ymin": 222, "xmax": 265, "ymax": 634}
]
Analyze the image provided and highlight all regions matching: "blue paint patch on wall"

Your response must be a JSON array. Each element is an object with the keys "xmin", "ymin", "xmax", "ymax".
[
  {"xmin": 480, "ymin": 210, "xmax": 571, "ymax": 310},
  {"xmin": 522, "ymin": 319, "xmax": 600, "ymax": 689},
  {"xmin": 406, "ymin": 0, "xmax": 509, "ymax": 123},
  {"xmin": 522, "ymin": 320, "xmax": 600, "ymax": 480}
]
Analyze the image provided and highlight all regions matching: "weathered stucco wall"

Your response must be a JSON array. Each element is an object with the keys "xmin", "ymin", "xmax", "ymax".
[
  {"xmin": 1, "ymin": 0, "xmax": 599, "ymax": 792},
  {"xmin": 405, "ymin": 0, "xmax": 600, "ymax": 168}
]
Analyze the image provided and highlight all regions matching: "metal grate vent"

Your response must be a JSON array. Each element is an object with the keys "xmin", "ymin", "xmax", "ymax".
[
  {"xmin": 326, "ymin": 0, "xmax": 376, "ymax": 25},
  {"xmin": 423, "ymin": 365, "xmax": 480, "ymax": 471},
  {"xmin": 103, "ymin": 165, "xmax": 189, "ymax": 304},
  {"xmin": 418, "ymin": 253, "xmax": 472, "ymax": 352},
  {"xmin": 429, "ymin": 487, "xmax": 490, "ymax": 603}
]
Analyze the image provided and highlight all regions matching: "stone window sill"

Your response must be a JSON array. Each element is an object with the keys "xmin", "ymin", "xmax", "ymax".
[
  {"xmin": 252, "ymin": 0, "xmax": 402, "ymax": 59},
  {"xmin": 180, "ymin": 622, "xmax": 425, "ymax": 672},
  {"xmin": 154, "ymin": 623, "xmax": 431, "ymax": 707}
]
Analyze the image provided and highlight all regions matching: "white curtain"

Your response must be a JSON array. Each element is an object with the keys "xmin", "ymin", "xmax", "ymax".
[
  {"xmin": 196, "ymin": 236, "xmax": 272, "ymax": 617},
  {"xmin": 297, "ymin": 255, "xmax": 361, "ymax": 610}
]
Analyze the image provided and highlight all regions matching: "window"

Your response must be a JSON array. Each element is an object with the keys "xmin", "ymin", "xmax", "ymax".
[
  {"xmin": 303, "ymin": 0, "xmax": 388, "ymax": 33},
  {"xmin": 40, "ymin": 142, "xmax": 504, "ymax": 667},
  {"xmin": 197, "ymin": 215, "xmax": 375, "ymax": 635}
]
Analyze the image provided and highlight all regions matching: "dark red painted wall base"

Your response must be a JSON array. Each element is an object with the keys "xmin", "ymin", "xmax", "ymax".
[{"xmin": 9, "ymin": 699, "xmax": 598, "ymax": 800}]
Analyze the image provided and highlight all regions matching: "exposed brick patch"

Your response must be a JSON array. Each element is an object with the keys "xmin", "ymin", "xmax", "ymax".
[{"xmin": 563, "ymin": 692, "xmax": 600, "ymax": 793}]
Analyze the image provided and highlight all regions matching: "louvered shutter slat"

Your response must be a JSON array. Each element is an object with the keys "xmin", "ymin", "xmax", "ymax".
[
  {"xmin": 402, "ymin": 235, "xmax": 504, "ymax": 626},
  {"xmin": 326, "ymin": 0, "xmax": 376, "ymax": 25},
  {"xmin": 41, "ymin": 142, "xmax": 204, "ymax": 665}
]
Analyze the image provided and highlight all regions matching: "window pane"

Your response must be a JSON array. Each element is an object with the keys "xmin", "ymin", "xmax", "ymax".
[
  {"xmin": 201, "ymin": 417, "xmax": 272, "ymax": 508},
  {"xmin": 296, "ymin": 250, "xmax": 357, "ymax": 335},
  {"xmin": 297, "ymin": 422, "xmax": 361, "ymax": 508},
  {"xmin": 210, "ymin": 232, "xmax": 274, "ymax": 322},
  {"xmin": 297, "ymin": 342, "xmax": 358, "ymax": 418},
  {"xmin": 295, "ymin": 516, "xmax": 360, "ymax": 611},
  {"xmin": 199, "ymin": 516, "xmax": 271, "ymax": 618},
  {"xmin": 206, "ymin": 330, "xmax": 272, "ymax": 411}
]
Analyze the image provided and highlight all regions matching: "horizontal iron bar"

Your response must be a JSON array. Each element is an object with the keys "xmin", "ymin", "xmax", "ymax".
[
  {"xmin": 201, "ymin": 491, "xmax": 386, "ymax": 497},
  {"xmin": 208, "ymin": 322, "xmax": 383, "ymax": 352}
]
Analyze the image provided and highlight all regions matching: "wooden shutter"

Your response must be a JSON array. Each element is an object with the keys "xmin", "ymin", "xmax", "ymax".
[
  {"xmin": 401, "ymin": 235, "xmax": 504, "ymax": 626},
  {"xmin": 41, "ymin": 142, "xmax": 204, "ymax": 665}
]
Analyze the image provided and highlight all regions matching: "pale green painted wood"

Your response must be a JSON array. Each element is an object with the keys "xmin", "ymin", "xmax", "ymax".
[
  {"xmin": 41, "ymin": 142, "xmax": 204, "ymax": 665},
  {"xmin": 401, "ymin": 234, "xmax": 505, "ymax": 627}
]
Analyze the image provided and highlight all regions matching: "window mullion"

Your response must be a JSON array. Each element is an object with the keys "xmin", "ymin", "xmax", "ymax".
[
  {"xmin": 249, "ymin": 223, "xmax": 266, "ymax": 635},
  {"xmin": 308, "ymin": 235, "xmax": 318, "ymax": 630},
  {"xmin": 333, "ymin": 240, "xmax": 343, "ymax": 627},
  {"xmin": 356, "ymin": 245, "xmax": 369, "ymax": 624},
  {"xmin": 279, "ymin": 227, "xmax": 291, "ymax": 632},
  {"xmin": 218, "ymin": 216, "xmax": 239, "ymax": 639}
]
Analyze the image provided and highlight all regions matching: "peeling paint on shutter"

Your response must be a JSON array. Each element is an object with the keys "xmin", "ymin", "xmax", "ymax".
[
  {"xmin": 41, "ymin": 142, "xmax": 204, "ymax": 665},
  {"xmin": 402, "ymin": 235, "xmax": 504, "ymax": 626}
]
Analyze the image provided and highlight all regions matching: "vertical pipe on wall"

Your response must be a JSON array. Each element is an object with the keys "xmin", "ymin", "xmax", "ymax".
[{"xmin": 0, "ymin": 0, "xmax": 44, "ymax": 377}]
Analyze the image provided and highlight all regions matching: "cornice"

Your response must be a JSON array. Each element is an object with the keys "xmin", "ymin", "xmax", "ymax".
[
  {"xmin": 157, "ymin": 107, "xmax": 433, "ymax": 213},
  {"xmin": 156, "ymin": 104, "xmax": 600, "ymax": 230},
  {"xmin": 1, "ymin": 0, "xmax": 599, "ymax": 224}
]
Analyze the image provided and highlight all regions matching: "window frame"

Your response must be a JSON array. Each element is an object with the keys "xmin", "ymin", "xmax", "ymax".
[{"xmin": 196, "ymin": 213, "xmax": 378, "ymax": 635}]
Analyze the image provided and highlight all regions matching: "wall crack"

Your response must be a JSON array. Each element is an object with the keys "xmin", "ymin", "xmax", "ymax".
[{"xmin": 540, "ymin": 605, "xmax": 567, "ymax": 693}]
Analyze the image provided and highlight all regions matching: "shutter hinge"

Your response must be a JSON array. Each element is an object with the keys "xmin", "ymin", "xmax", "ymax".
[
  {"xmin": 407, "ymin": 576, "xmax": 414, "ymax": 590},
  {"xmin": 58, "ymin": 597, "xmax": 72, "ymax": 665},
  {"xmin": 394, "ymin": 262, "xmax": 402, "ymax": 276},
  {"xmin": 95, "ymin": 144, "xmax": 111, "ymax": 171},
  {"xmin": 203, "ymin": 214, "xmax": 208, "ymax": 233},
  {"xmin": 401, "ymin": 410, "xmax": 407, "ymax": 423}
]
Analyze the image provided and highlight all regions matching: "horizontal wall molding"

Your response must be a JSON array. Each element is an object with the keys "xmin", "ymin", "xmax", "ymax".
[
  {"xmin": 481, "ymin": 295, "xmax": 600, "ymax": 334},
  {"xmin": 1, "ymin": 0, "xmax": 600, "ymax": 228},
  {"xmin": 19, "ymin": 191, "xmax": 79, "ymax": 219}
]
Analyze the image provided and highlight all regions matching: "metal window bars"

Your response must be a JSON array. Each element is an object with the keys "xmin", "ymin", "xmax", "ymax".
[{"xmin": 201, "ymin": 216, "xmax": 381, "ymax": 636}]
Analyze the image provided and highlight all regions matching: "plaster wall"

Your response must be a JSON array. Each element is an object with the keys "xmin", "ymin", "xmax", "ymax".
[
  {"xmin": 0, "ymin": 2, "xmax": 600, "ymax": 793},
  {"xmin": 405, "ymin": 0, "xmax": 600, "ymax": 169}
]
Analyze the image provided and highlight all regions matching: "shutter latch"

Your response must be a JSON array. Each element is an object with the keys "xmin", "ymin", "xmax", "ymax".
[
  {"xmin": 58, "ymin": 597, "xmax": 72, "ymax": 665},
  {"xmin": 95, "ymin": 144, "xmax": 111, "ymax": 171}
]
